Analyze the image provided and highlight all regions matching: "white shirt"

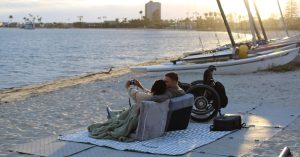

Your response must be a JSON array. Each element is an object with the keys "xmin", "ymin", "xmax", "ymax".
[{"xmin": 127, "ymin": 85, "xmax": 152, "ymax": 106}]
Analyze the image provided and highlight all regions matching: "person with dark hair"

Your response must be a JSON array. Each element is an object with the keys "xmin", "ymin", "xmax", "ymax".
[
  {"xmin": 165, "ymin": 72, "xmax": 179, "ymax": 82},
  {"xmin": 87, "ymin": 79, "xmax": 167, "ymax": 141},
  {"xmin": 150, "ymin": 80, "xmax": 167, "ymax": 95},
  {"xmin": 132, "ymin": 72, "xmax": 185, "ymax": 103}
]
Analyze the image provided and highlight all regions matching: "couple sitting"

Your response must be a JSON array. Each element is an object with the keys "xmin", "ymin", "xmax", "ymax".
[{"xmin": 88, "ymin": 72, "xmax": 185, "ymax": 141}]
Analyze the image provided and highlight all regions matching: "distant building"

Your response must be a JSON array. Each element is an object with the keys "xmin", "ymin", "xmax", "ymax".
[
  {"xmin": 19, "ymin": 22, "xmax": 35, "ymax": 29},
  {"xmin": 145, "ymin": 1, "xmax": 161, "ymax": 21}
]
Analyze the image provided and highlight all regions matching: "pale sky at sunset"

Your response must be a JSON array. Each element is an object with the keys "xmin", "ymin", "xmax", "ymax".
[{"xmin": 0, "ymin": 0, "xmax": 298, "ymax": 23}]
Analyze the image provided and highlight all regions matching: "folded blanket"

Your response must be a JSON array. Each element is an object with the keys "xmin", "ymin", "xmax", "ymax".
[{"xmin": 87, "ymin": 104, "xmax": 139, "ymax": 141}]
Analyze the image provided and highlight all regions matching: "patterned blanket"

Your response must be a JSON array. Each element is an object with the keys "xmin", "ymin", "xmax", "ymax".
[{"xmin": 59, "ymin": 123, "xmax": 232, "ymax": 155}]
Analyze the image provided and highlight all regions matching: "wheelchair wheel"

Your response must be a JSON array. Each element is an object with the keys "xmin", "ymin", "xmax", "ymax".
[{"xmin": 187, "ymin": 84, "xmax": 221, "ymax": 122}]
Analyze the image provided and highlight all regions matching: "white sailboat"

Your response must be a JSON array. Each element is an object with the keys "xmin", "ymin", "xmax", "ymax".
[
  {"xmin": 131, "ymin": 47, "xmax": 299, "ymax": 75},
  {"xmin": 130, "ymin": 0, "xmax": 299, "ymax": 75},
  {"xmin": 268, "ymin": 0, "xmax": 300, "ymax": 60}
]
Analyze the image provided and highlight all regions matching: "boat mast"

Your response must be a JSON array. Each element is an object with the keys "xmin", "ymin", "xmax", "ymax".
[
  {"xmin": 216, "ymin": 0, "xmax": 236, "ymax": 47},
  {"xmin": 244, "ymin": 0, "xmax": 262, "ymax": 44},
  {"xmin": 253, "ymin": 0, "xmax": 268, "ymax": 41},
  {"xmin": 277, "ymin": 0, "xmax": 289, "ymax": 37}
]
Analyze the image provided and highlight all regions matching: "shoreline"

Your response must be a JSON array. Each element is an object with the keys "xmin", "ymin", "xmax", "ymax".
[
  {"xmin": 1, "ymin": 51, "xmax": 299, "ymax": 104},
  {"xmin": 0, "ymin": 56, "xmax": 177, "ymax": 104},
  {"xmin": 2, "ymin": 27, "xmax": 300, "ymax": 31}
]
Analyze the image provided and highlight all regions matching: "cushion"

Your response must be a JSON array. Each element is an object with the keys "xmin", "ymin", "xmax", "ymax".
[
  {"xmin": 169, "ymin": 94, "xmax": 194, "ymax": 111},
  {"xmin": 134, "ymin": 99, "xmax": 170, "ymax": 141}
]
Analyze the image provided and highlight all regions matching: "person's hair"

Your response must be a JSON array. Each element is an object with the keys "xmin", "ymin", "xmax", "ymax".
[
  {"xmin": 165, "ymin": 72, "xmax": 179, "ymax": 82},
  {"xmin": 151, "ymin": 80, "xmax": 167, "ymax": 95}
]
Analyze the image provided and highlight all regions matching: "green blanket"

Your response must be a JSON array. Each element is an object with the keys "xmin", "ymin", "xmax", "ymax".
[{"xmin": 87, "ymin": 105, "xmax": 139, "ymax": 141}]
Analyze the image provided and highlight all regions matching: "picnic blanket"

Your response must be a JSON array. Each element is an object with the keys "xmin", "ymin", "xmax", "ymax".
[{"xmin": 59, "ymin": 123, "xmax": 232, "ymax": 155}]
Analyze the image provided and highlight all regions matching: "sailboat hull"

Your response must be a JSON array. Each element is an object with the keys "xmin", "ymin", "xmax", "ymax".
[
  {"xmin": 130, "ymin": 47, "xmax": 299, "ymax": 75},
  {"xmin": 271, "ymin": 35, "xmax": 300, "ymax": 63}
]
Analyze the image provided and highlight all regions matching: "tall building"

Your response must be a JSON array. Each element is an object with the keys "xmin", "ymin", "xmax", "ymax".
[{"xmin": 145, "ymin": 1, "xmax": 161, "ymax": 21}]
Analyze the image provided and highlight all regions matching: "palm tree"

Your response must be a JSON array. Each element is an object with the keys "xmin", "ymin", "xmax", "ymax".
[
  {"xmin": 102, "ymin": 16, "xmax": 107, "ymax": 21},
  {"xmin": 23, "ymin": 17, "xmax": 29, "ymax": 23},
  {"xmin": 97, "ymin": 17, "xmax": 102, "ymax": 22},
  {"xmin": 123, "ymin": 18, "xmax": 127, "ymax": 23},
  {"xmin": 204, "ymin": 13, "xmax": 208, "ymax": 19},
  {"xmin": 8, "ymin": 15, "xmax": 13, "ymax": 27},
  {"xmin": 77, "ymin": 16, "xmax": 83, "ymax": 22},
  {"xmin": 37, "ymin": 16, "xmax": 42, "ymax": 23},
  {"xmin": 36, "ymin": 16, "xmax": 42, "ymax": 27},
  {"xmin": 139, "ymin": 10, "xmax": 143, "ymax": 20},
  {"xmin": 9, "ymin": 15, "xmax": 13, "ymax": 21},
  {"xmin": 213, "ymin": 12, "xmax": 218, "ymax": 19},
  {"xmin": 32, "ymin": 17, "xmax": 36, "ymax": 23}
]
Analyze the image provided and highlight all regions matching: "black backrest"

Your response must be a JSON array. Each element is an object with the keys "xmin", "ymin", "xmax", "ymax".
[
  {"xmin": 165, "ymin": 106, "xmax": 193, "ymax": 132},
  {"xmin": 164, "ymin": 94, "xmax": 194, "ymax": 132}
]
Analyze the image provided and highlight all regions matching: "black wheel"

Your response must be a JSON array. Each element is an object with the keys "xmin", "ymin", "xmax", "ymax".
[
  {"xmin": 190, "ymin": 80, "xmax": 203, "ymax": 86},
  {"xmin": 178, "ymin": 82, "xmax": 191, "ymax": 92},
  {"xmin": 187, "ymin": 84, "xmax": 221, "ymax": 122}
]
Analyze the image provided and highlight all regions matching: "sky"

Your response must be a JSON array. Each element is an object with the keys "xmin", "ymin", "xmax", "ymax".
[{"xmin": 0, "ymin": 0, "xmax": 298, "ymax": 23}]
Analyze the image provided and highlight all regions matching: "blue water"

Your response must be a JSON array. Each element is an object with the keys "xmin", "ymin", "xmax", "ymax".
[{"xmin": 0, "ymin": 28, "xmax": 234, "ymax": 89}]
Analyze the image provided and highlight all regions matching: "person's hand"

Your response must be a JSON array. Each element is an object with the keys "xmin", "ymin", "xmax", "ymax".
[
  {"xmin": 134, "ymin": 79, "xmax": 143, "ymax": 89},
  {"xmin": 125, "ymin": 80, "xmax": 131, "ymax": 89}
]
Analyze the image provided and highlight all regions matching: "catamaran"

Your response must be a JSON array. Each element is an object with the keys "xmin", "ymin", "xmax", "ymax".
[{"xmin": 130, "ymin": 0, "xmax": 300, "ymax": 75}]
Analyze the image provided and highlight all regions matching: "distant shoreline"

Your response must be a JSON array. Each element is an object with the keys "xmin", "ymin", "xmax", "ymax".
[
  {"xmin": 0, "ymin": 27, "xmax": 227, "ymax": 32},
  {"xmin": 2, "ymin": 26, "xmax": 300, "ymax": 31}
]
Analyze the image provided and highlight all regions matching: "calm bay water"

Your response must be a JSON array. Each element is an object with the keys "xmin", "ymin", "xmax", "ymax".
[{"xmin": 0, "ymin": 28, "xmax": 241, "ymax": 89}]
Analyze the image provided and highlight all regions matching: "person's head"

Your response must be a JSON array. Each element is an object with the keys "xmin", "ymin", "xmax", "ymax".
[
  {"xmin": 164, "ymin": 72, "xmax": 179, "ymax": 88},
  {"xmin": 151, "ymin": 80, "xmax": 167, "ymax": 95}
]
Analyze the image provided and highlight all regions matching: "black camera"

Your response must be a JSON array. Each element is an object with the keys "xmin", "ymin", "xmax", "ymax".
[{"xmin": 129, "ymin": 80, "xmax": 135, "ymax": 85}]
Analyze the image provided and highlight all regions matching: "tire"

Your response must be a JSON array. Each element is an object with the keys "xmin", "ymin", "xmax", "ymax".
[
  {"xmin": 190, "ymin": 80, "xmax": 203, "ymax": 86},
  {"xmin": 187, "ymin": 84, "xmax": 221, "ymax": 122},
  {"xmin": 178, "ymin": 82, "xmax": 191, "ymax": 92}
]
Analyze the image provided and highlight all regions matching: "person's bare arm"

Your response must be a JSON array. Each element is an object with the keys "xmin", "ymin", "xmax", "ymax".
[
  {"xmin": 134, "ymin": 79, "xmax": 151, "ymax": 93},
  {"xmin": 126, "ymin": 81, "xmax": 151, "ymax": 112}
]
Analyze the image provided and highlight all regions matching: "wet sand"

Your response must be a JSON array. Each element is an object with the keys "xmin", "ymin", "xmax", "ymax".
[
  {"xmin": 0, "ymin": 57, "xmax": 176, "ymax": 104},
  {"xmin": 1, "ymin": 64, "xmax": 300, "ymax": 156}
]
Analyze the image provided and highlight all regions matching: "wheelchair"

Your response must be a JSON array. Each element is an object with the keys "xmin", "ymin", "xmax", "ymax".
[{"xmin": 179, "ymin": 65, "xmax": 228, "ymax": 122}]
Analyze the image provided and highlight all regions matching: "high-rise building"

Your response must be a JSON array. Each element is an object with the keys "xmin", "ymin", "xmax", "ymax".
[{"xmin": 145, "ymin": 1, "xmax": 161, "ymax": 21}]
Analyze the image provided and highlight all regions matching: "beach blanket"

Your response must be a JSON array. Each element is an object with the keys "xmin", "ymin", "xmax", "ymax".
[{"xmin": 59, "ymin": 123, "xmax": 232, "ymax": 155}]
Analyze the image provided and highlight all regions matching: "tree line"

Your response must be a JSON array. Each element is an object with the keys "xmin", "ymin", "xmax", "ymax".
[{"xmin": 3, "ymin": 0, "xmax": 299, "ymax": 30}]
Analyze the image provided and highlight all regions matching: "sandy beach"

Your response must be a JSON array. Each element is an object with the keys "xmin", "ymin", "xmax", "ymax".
[
  {"xmin": 0, "ymin": 56, "xmax": 178, "ymax": 104},
  {"xmin": 1, "ymin": 62, "xmax": 300, "ymax": 156}
]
